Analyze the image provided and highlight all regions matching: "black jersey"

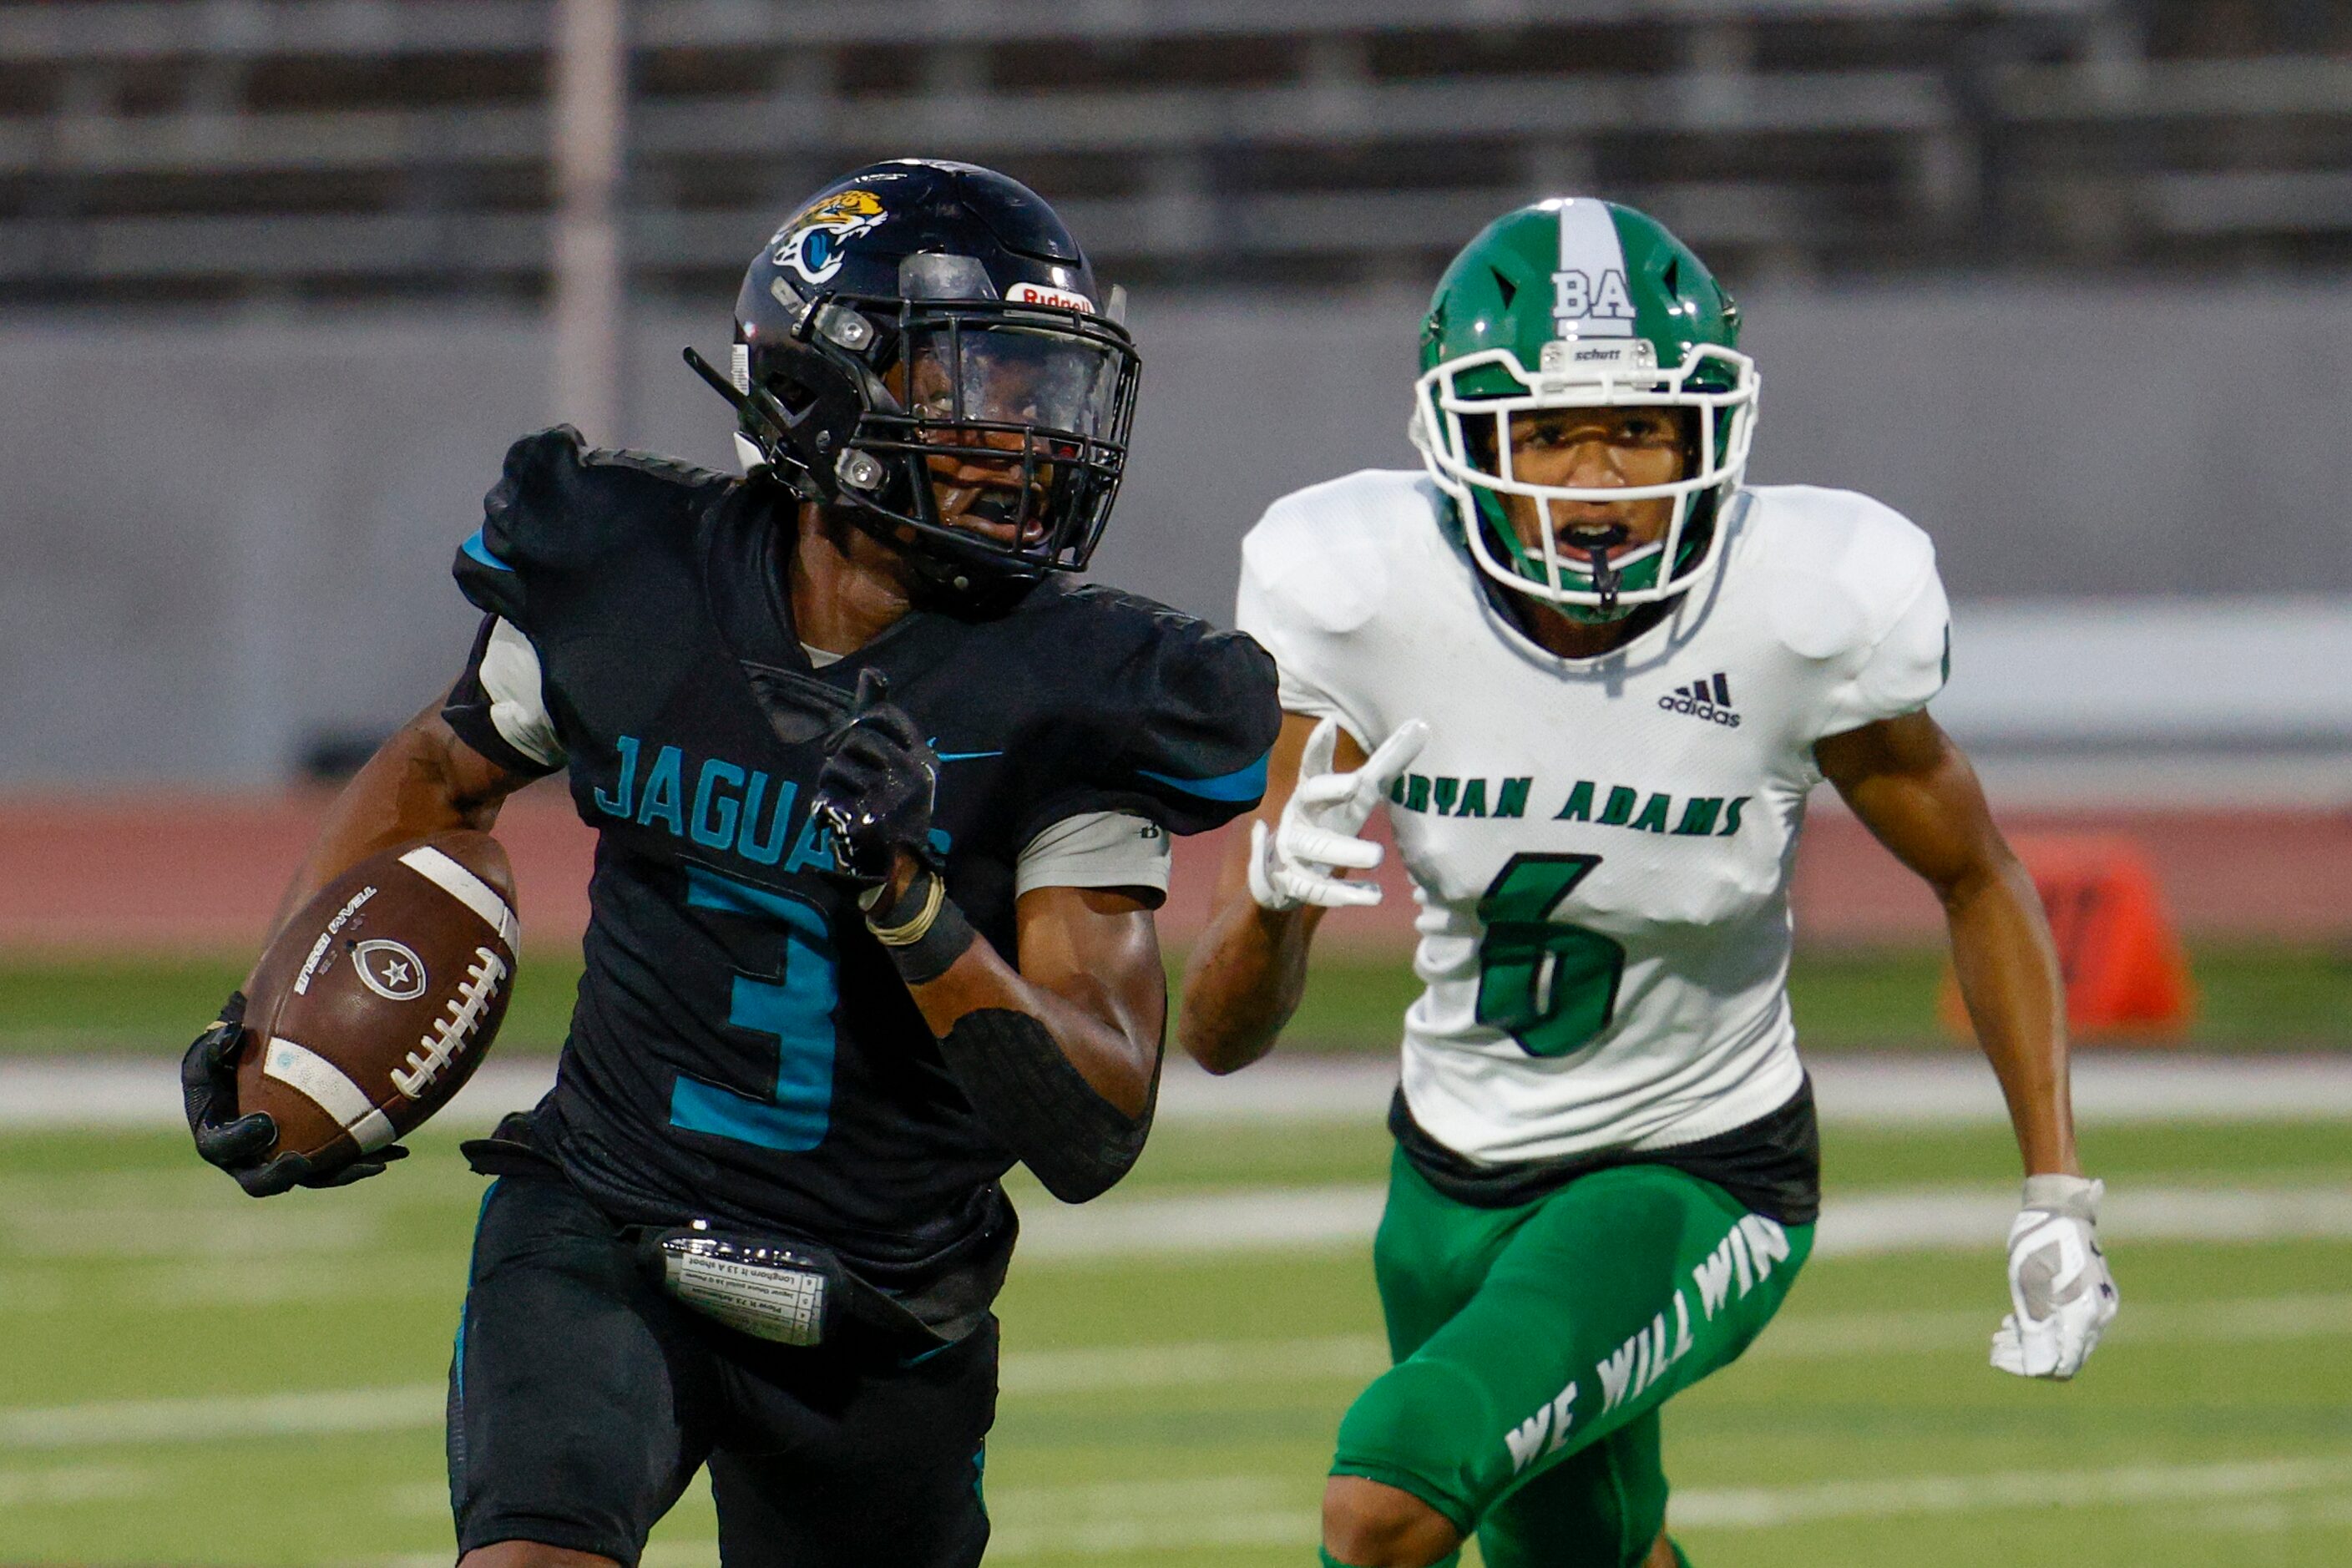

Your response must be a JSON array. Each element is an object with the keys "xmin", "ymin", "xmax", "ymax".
[{"xmin": 443, "ymin": 427, "xmax": 1279, "ymax": 1272}]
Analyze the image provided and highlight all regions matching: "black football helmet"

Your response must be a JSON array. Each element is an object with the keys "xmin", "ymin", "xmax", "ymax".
[{"xmin": 704, "ymin": 159, "xmax": 1141, "ymax": 594}]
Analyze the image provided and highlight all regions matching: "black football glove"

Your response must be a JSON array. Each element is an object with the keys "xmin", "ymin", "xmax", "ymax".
[
  {"xmin": 181, "ymin": 989, "xmax": 407, "ymax": 1198},
  {"xmin": 810, "ymin": 669, "xmax": 940, "ymax": 889}
]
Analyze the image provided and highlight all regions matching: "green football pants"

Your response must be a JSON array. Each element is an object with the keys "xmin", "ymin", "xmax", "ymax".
[{"xmin": 1330, "ymin": 1150, "xmax": 1813, "ymax": 1568}]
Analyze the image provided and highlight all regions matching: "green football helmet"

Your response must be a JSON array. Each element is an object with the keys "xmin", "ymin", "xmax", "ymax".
[{"xmin": 1412, "ymin": 198, "xmax": 1758, "ymax": 622}]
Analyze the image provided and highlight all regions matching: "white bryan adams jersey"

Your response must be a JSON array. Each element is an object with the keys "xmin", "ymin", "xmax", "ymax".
[{"xmin": 1237, "ymin": 471, "xmax": 1950, "ymax": 1161}]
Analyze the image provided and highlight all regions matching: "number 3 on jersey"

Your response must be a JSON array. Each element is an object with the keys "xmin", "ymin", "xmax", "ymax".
[
  {"xmin": 668, "ymin": 865, "xmax": 839, "ymax": 1151},
  {"xmin": 1474, "ymin": 853, "xmax": 1626, "ymax": 1058}
]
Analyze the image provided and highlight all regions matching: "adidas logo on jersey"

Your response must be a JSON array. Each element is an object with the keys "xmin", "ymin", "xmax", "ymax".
[{"xmin": 1659, "ymin": 672, "xmax": 1740, "ymax": 728}]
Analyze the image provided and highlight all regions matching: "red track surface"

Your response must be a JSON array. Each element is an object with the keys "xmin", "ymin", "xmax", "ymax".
[{"xmin": 2, "ymin": 791, "xmax": 2345, "ymax": 956}]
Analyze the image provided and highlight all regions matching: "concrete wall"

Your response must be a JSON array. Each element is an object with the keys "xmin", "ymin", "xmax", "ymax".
[{"xmin": 4, "ymin": 281, "xmax": 2349, "ymax": 784}]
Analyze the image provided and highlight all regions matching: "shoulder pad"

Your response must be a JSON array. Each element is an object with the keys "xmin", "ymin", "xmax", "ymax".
[
  {"xmin": 1041, "ymin": 586, "xmax": 1282, "ymax": 836},
  {"xmin": 1748, "ymin": 485, "xmax": 1939, "ymax": 664},
  {"xmin": 1239, "ymin": 469, "xmax": 1434, "ymax": 637},
  {"xmin": 453, "ymin": 427, "xmax": 731, "ymax": 629}
]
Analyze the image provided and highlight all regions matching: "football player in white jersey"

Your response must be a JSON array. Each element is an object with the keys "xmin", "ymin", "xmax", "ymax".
[{"xmin": 1179, "ymin": 199, "xmax": 2119, "ymax": 1568}]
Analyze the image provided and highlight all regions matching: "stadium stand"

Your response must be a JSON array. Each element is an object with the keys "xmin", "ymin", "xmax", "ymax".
[{"xmin": 2, "ymin": 0, "xmax": 2348, "ymax": 303}]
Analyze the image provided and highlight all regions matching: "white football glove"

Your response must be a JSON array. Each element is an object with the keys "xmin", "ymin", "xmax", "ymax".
[
  {"xmin": 1990, "ymin": 1173, "xmax": 2119, "ymax": 1380},
  {"xmin": 1247, "ymin": 716, "xmax": 1429, "ymax": 912}
]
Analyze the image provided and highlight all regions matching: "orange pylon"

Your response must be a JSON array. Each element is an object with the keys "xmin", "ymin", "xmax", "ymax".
[{"xmin": 1941, "ymin": 833, "xmax": 2195, "ymax": 1042}]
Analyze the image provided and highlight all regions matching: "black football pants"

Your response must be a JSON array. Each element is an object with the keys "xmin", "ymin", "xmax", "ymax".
[{"xmin": 448, "ymin": 1172, "xmax": 996, "ymax": 1567}]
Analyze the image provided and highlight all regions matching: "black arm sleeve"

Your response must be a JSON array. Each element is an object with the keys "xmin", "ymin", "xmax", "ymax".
[{"xmin": 938, "ymin": 1009, "xmax": 1158, "ymax": 1204}]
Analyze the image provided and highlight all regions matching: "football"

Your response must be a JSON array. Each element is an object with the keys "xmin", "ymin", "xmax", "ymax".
[{"xmin": 235, "ymin": 830, "xmax": 521, "ymax": 1173}]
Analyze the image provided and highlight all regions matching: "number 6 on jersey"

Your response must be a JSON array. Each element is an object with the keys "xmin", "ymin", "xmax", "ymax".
[{"xmin": 1474, "ymin": 853, "xmax": 1626, "ymax": 1059}]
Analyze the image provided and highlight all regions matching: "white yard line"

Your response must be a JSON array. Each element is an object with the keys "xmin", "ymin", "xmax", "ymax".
[
  {"xmin": 14, "ymin": 1052, "xmax": 2352, "ymax": 1131},
  {"xmin": 1020, "ymin": 1186, "xmax": 1387, "ymax": 1261},
  {"xmin": 0, "ymin": 1462, "xmax": 152, "ymax": 1507},
  {"xmin": 2187, "ymin": 1494, "xmax": 2352, "ymax": 1535},
  {"xmin": 0, "ymin": 1058, "xmax": 561, "ymax": 1132},
  {"xmin": 959, "ymin": 1454, "xmax": 2352, "ymax": 1558},
  {"xmin": 3, "ymin": 1205, "xmax": 380, "ymax": 1259},
  {"xmin": 1820, "ymin": 1183, "xmax": 2352, "ymax": 1257},
  {"xmin": 1008, "ymin": 1287, "xmax": 2352, "ymax": 1399},
  {"xmin": 1672, "ymin": 1453, "xmax": 2352, "ymax": 1529},
  {"xmin": 1014, "ymin": 1288, "xmax": 2352, "ymax": 1393},
  {"xmin": 0, "ymin": 1384, "xmax": 444, "ymax": 1450},
  {"xmin": 1812, "ymin": 1055, "xmax": 2352, "ymax": 1125},
  {"xmin": 19, "ymin": 1287, "xmax": 2352, "ymax": 1454},
  {"xmin": 1019, "ymin": 1181, "xmax": 2352, "ymax": 1263},
  {"xmin": 0, "ymin": 1253, "xmax": 467, "ymax": 1313},
  {"xmin": 372, "ymin": 1449, "xmax": 2352, "ymax": 1565},
  {"xmin": 1760, "ymin": 1290, "xmax": 2352, "ymax": 1359},
  {"xmin": 1160, "ymin": 1054, "xmax": 2352, "ymax": 1127},
  {"xmin": 0, "ymin": 1177, "xmax": 2346, "ymax": 1282}
]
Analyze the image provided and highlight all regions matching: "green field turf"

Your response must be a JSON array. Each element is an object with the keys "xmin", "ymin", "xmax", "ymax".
[
  {"xmin": 4, "ymin": 1115, "xmax": 2350, "ymax": 1567},
  {"xmin": 5, "ymin": 942, "xmax": 2350, "ymax": 1055}
]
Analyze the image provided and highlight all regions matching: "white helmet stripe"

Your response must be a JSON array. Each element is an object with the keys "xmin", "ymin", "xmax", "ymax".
[{"xmin": 1552, "ymin": 199, "xmax": 1635, "ymax": 341}]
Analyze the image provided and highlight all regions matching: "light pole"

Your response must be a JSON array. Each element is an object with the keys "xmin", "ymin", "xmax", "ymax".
[{"xmin": 549, "ymin": 0, "xmax": 626, "ymax": 443}]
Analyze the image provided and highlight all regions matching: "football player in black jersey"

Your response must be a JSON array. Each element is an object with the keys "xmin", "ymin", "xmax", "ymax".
[{"xmin": 182, "ymin": 159, "xmax": 1282, "ymax": 1568}]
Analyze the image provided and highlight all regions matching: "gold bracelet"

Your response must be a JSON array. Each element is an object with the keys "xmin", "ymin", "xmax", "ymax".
[{"xmin": 867, "ymin": 871, "xmax": 947, "ymax": 947}]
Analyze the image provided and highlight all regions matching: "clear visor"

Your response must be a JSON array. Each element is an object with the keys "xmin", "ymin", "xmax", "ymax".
[{"xmin": 904, "ymin": 322, "xmax": 1123, "ymax": 441}]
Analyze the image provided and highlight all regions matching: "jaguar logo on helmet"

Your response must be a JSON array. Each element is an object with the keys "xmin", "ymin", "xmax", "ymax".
[{"xmin": 770, "ymin": 189, "xmax": 888, "ymax": 286}]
